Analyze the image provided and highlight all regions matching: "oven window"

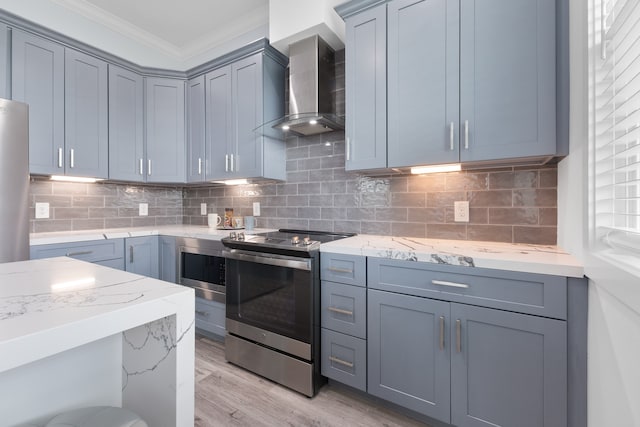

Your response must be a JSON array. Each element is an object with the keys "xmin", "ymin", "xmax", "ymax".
[
  {"xmin": 226, "ymin": 258, "xmax": 312, "ymax": 344},
  {"xmin": 181, "ymin": 252, "xmax": 225, "ymax": 286}
]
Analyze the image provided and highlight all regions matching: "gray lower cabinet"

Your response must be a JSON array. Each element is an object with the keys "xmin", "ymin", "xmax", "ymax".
[
  {"xmin": 367, "ymin": 289, "xmax": 451, "ymax": 422},
  {"xmin": 186, "ymin": 75, "xmax": 206, "ymax": 183},
  {"xmin": 11, "ymin": 29, "xmax": 65, "ymax": 176},
  {"xmin": 321, "ymin": 328, "xmax": 367, "ymax": 391},
  {"xmin": 125, "ymin": 236, "xmax": 159, "ymax": 279},
  {"xmin": 145, "ymin": 77, "xmax": 186, "ymax": 183},
  {"xmin": 195, "ymin": 297, "xmax": 225, "ymax": 337},
  {"xmin": 108, "ymin": 64, "xmax": 144, "ymax": 182},
  {"xmin": 65, "ymin": 48, "xmax": 108, "ymax": 178},
  {"xmin": 30, "ymin": 239, "xmax": 124, "ymax": 270},
  {"xmin": 205, "ymin": 51, "xmax": 286, "ymax": 181},
  {"xmin": 450, "ymin": 303, "xmax": 567, "ymax": 427},
  {"xmin": 159, "ymin": 236, "xmax": 177, "ymax": 283}
]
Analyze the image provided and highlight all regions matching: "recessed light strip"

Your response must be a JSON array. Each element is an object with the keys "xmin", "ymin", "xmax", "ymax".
[
  {"xmin": 410, "ymin": 164, "xmax": 462, "ymax": 174},
  {"xmin": 50, "ymin": 175, "xmax": 104, "ymax": 183}
]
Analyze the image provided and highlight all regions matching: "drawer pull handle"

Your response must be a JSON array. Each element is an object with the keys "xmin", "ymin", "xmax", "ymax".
[
  {"xmin": 195, "ymin": 310, "xmax": 209, "ymax": 317},
  {"xmin": 456, "ymin": 319, "xmax": 462, "ymax": 353},
  {"xmin": 328, "ymin": 306, "xmax": 353, "ymax": 316},
  {"xmin": 66, "ymin": 250, "xmax": 93, "ymax": 257},
  {"xmin": 329, "ymin": 356, "xmax": 354, "ymax": 368},
  {"xmin": 439, "ymin": 316, "xmax": 445, "ymax": 350},
  {"xmin": 432, "ymin": 280, "xmax": 469, "ymax": 289},
  {"xmin": 327, "ymin": 267, "xmax": 353, "ymax": 274}
]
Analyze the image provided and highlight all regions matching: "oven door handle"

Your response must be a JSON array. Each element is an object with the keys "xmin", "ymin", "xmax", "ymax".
[{"xmin": 223, "ymin": 250, "xmax": 312, "ymax": 271}]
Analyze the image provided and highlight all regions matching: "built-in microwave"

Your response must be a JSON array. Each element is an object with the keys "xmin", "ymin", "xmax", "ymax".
[{"xmin": 175, "ymin": 237, "xmax": 226, "ymax": 303}]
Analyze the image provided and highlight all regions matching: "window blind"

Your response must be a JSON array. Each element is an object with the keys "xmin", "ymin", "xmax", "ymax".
[{"xmin": 593, "ymin": 0, "xmax": 640, "ymax": 253}]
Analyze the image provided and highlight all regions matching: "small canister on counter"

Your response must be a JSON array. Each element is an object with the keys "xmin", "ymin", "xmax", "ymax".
[{"xmin": 224, "ymin": 208, "xmax": 234, "ymax": 228}]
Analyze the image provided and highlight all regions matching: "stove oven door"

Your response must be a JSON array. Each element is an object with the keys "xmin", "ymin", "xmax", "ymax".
[{"xmin": 224, "ymin": 249, "xmax": 314, "ymax": 357}]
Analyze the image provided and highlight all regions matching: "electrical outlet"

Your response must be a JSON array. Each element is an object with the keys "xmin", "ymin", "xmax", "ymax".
[
  {"xmin": 139, "ymin": 203, "xmax": 148, "ymax": 216},
  {"xmin": 253, "ymin": 202, "xmax": 261, "ymax": 216},
  {"xmin": 454, "ymin": 201, "xmax": 469, "ymax": 222},
  {"xmin": 35, "ymin": 202, "xmax": 50, "ymax": 219},
  {"xmin": 200, "ymin": 203, "xmax": 207, "ymax": 215}
]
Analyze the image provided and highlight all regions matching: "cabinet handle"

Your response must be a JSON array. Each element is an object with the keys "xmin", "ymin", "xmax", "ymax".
[
  {"xmin": 70, "ymin": 149, "xmax": 75, "ymax": 168},
  {"xmin": 129, "ymin": 245, "xmax": 134, "ymax": 263},
  {"xmin": 65, "ymin": 250, "xmax": 93, "ymax": 257},
  {"xmin": 329, "ymin": 356, "xmax": 354, "ymax": 368},
  {"xmin": 148, "ymin": 159, "xmax": 152, "ymax": 176},
  {"xmin": 456, "ymin": 319, "xmax": 462, "ymax": 353},
  {"xmin": 464, "ymin": 120, "xmax": 469, "ymax": 150},
  {"xmin": 439, "ymin": 316, "xmax": 445, "ymax": 350},
  {"xmin": 58, "ymin": 148, "xmax": 63, "ymax": 168},
  {"xmin": 432, "ymin": 280, "xmax": 469, "ymax": 289},
  {"xmin": 225, "ymin": 154, "xmax": 229, "ymax": 172},
  {"xmin": 139, "ymin": 158, "xmax": 144, "ymax": 175},
  {"xmin": 346, "ymin": 137, "xmax": 350, "ymax": 161},
  {"xmin": 198, "ymin": 157, "xmax": 202, "ymax": 175},
  {"xmin": 449, "ymin": 122, "xmax": 455, "ymax": 151},
  {"xmin": 230, "ymin": 154, "xmax": 235, "ymax": 172},
  {"xmin": 328, "ymin": 306, "xmax": 354, "ymax": 316},
  {"xmin": 327, "ymin": 266, "xmax": 353, "ymax": 274},
  {"xmin": 195, "ymin": 310, "xmax": 209, "ymax": 317}
]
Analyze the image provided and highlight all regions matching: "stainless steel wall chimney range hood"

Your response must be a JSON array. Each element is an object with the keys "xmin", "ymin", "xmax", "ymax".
[{"xmin": 269, "ymin": 35, "xmax": 344, "ymax": 136}]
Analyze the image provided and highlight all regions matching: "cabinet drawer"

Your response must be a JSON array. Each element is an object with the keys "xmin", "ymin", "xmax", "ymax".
[
  {"xmin": 321, "ymin": 281, "xmax": 366, "ymax": 339},
  {"xmin": 94, "ymin": 258, "xmax": 125, "ymax": 270},
  {"xmin": 321, "ymin": 328, "xmax": 367, "ymax": 391},
  {"xmin": 195, "ymin": 297, "xmax": 225, "ymax": 337},
  {"xmin": 320, "ymin": 253, "xmax": 366, "ymax": 287},
  {"xmin": 368, "ymin": 258, "xmax": 567, "ymax": 319},
  {"xmin": 30, "ymin": 239, "xmax": 124, "ymax": 263}
]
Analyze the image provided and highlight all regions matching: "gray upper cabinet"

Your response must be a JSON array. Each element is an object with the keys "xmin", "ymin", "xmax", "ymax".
[
  {"xmin": 205, "ymin": 64, "xmax": 233, "ymax": 179},
  {"xmin": 0, "ymin": 23, "xmax": 9, "ymax": 99},
  {"xmin": 459, "ymin": 0, "xmax": 556, "ymax": 162},
  {"xmin": 108, "ymin": 64, "xmax": 144, "ymax": 182},
  {"xmin": 145, "ymin": 77, "xmax": 186, "ymax": 183},
  {"xmin": 125, "ymin": 236, "xmax": 159, "ymax": 279},
  {"xmin": 450, "ymin": 303, "xmax": 567, "ymax": 427},
  {"xmin": 338, "ymin": 0, "xmax": 558, "ymax": 170},
  {"xmin": 387, "ymin": 0, "xmax": 459, "ymax": 167},
  {"xmin": 12, "ymin": 30, "xmax": 64, "ymax": 176},
  {"xmin": 65, "ymin": 48, "xmax": 108, "ymax": 178},
  {"xmin": 344, "ymin": 4, "xmax": 387, "ymax": 171},
  {"xmin": 368, "ymin": 289, "xmax": 451, "ymax": 422},
  {"xmin": 205, "ymin": 51, "xmax": 286, "ymax": 181},
  {"xmin": 187, "ymin": 75, "xmax": 206, "ymax": 183}
]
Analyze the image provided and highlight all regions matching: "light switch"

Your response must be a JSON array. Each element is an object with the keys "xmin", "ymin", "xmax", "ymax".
[
  {"xmin": 201, "ymin": 203, "xmax": 207, "ymax": 215},
  {"xmin": 253, "ymin": 202, "xmax": 261, "ymax": 216},
  {"xmin": 139, "ymin": 203, "xmax": 148, "ymax": 216}
]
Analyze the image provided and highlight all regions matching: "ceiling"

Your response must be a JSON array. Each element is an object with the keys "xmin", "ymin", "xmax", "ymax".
[{"xmin": 54, "ymin": 0, "xmax": 269, "ymax": 59}]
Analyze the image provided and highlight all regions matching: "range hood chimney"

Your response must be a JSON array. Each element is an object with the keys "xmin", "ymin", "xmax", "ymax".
[{"xmin": 271, "ymin": 35, "xmax": 344, "ymax": 136}]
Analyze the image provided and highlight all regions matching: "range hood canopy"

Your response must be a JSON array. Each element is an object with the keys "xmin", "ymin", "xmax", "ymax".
[{"xmin": 260, "ymin": 35, "xmax": 344, "ymax": 137}]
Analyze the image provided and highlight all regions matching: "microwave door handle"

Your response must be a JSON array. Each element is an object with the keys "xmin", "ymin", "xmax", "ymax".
[{"xmin": 223, "ymin": 250, "xmax": 312, "ymax": 271}]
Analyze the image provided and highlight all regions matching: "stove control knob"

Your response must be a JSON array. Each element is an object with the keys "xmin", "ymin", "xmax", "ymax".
[
  {"xmin": 237, "ymin": 232, "xmax": 245, "ymax": 241},
  {"xmin": 229, "ymin": 232, "xmax": 237, "ymax": 240},
  {"xmin": 291, "ymin": 235, "xmax": 300, "ymax": 245},
  {"xmin": 303, "ymin": 236, "xmax": 312, "ymax": 245}
]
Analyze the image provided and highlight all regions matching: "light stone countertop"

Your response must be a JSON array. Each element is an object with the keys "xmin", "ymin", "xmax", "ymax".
[
  {"xmin": 320, "ymin": 234, "xmax": 584, "ymax": 278},
  {"xmin": 30, "ymin": 225, "xmax": 275, "ymax": 246},
  {"xmin": 30, "ymin": 226, "xmax": 584, "ymax": 278}
]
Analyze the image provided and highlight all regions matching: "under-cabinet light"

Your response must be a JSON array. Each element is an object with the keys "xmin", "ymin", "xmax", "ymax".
[
  {"xmin": 410, "ymin": 164, "xmax": 462, "ymax": 174},
  {"xmin": 50, "ymin": 175, "xmax": 104, "ymax": 183},
  {"xmin": 211, "ymin": 179, "xmax": 249, "ymax": 186}
]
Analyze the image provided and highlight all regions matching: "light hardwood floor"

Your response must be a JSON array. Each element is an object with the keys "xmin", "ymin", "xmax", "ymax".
[{"xmin": 195, "ymin": 334, "xmax": 430, "ymax": 426}]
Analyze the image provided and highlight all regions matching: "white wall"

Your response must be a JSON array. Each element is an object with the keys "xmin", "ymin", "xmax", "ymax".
[
  {"xmin": 559, "ymin": 0, "xmax": 640, "ymax": 426},
  {"xmin": 269, "ymin": 0, "xmax": 345, "ymax": 55}
]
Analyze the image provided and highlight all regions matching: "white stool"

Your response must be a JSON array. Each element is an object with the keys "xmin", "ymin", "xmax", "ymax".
[{"xmin": 45, "ymin": 406, "xmax": 148, "ymax": 427}]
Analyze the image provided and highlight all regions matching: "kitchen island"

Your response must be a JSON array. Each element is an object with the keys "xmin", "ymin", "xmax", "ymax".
[{"xmin": 0, "ymin": 256, "xmax": 194, "ymax": 427}]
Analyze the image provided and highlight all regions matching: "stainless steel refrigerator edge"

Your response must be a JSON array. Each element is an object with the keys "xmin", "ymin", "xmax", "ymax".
[{"xmin": 0, "ymin": 98, "xmax": 29, "ymax": 263}]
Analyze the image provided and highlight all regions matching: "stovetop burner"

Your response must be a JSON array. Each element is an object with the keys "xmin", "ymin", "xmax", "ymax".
[{"xmin": 222, "ymin": 229, "xmax": 356, "ymax": 255}]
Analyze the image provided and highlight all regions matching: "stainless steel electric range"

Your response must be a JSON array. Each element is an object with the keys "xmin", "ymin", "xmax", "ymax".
[{"xmin": 221, "ymin": 229, "xmax": 356, "ymax": 397}]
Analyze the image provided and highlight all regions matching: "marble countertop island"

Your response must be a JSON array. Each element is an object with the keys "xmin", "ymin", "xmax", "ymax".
[
  {"xmin": 0, "ymin": 257, "xmax": 195, "ymax": 427},
  {"xmin": 320, "ymin": 234, "xmax": 584, "ymax": 278}
]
